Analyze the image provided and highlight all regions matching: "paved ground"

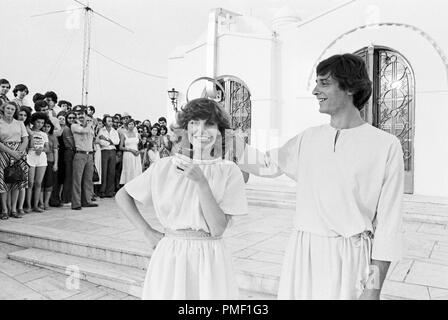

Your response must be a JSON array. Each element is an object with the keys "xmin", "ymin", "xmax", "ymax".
[{"xmin": 0, "ymin": 189, "xmax": 447, "ymax": 300}]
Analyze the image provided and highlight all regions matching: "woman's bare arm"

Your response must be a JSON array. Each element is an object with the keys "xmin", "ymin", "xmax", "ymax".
[{"xmin": 115, "ymin": 187, "xmax": 163, "ymax": 248}]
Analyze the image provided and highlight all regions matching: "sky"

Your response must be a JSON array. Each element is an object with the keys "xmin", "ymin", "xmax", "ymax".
[{"xmin": 0, "ymin": 0, "xmax": 343, "ymax": 120}]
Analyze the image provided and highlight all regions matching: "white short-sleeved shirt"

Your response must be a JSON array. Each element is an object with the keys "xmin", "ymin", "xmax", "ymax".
[
  {"xmin": 263, "ymin": 123, "xmax": 404, "ymax": 261},
  {"xmin": 0, "ymin": 119, "xmax": 28, "ymax": 143},
  {"xmin": 125, "ymin": 154, "xmax": 248, "ymax": 232},
  {"xmin": 29, "ymin": 130, "xmax": 48, "ymax": 150}
]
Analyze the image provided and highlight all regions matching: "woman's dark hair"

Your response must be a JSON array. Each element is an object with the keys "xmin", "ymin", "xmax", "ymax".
[
  {"xmin": 0, "ymin": 79, "xmax": 10, "ymax": 87},
  {"xmin": 125, "ymin": 118, "xmax": 135, "ymax": 129},
  {"xmin": 316, "ymin": 53, "xmax": 372, "ymax": 110},
  {"xmin": 159, "ymin": 125, "xmax": 168, "ymax": 135},
  {"xmin": 34, "ymin": 99, "xmax": 48, "ymax": 112},
  {"xmin": 44, "ymin": 91, "xmax": 58, "ymax": 103},
  {"xmin": 57, "ymin": 111, "xmax": 67, "ymax": 118},
  {"xmin": 158, "ymin": 116, "xmax": 167, "ymax": 122},
  {"xmin": 1, "ymin": 101, "xmax": 20, "ymax": 118},
  {"xmin": 65, "ymin": 111, "xmax": 77, "ymax": 128},
  {"xmin": 142, "ymin": 119, "xmax": 151, "ymax": 127},
  {"xmin": 44, "ymin": 118, "xmax": 55, "ymax": 135},
  {"xmin": 16, "ymin": 106, "xmax": 32, "ymax": 126},
  {"xmin": 12, "ymin": 84, "xmax": 29, "ymax": 97},
  {"xmin": 32, "ymin": 93, "xmax": 45, "ymax": 103},
  {"xmin": 173, "ymin": 98, "xmax": 231, "ymax": 159},
  {"xmin": 30, "ymin": 112, "xmax": 49, "ymax": 126}
]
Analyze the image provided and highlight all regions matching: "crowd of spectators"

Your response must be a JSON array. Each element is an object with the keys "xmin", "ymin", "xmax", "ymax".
[{"xmin": 0, "ymin": 78, "xmax": 172, "ymax": 219}]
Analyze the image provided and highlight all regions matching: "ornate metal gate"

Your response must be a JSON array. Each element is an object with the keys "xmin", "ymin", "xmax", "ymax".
[
  {"xmin": 216, "ymin": 75, "xmax": 252, "ymax": 161},
  {"xmin": 356, "ymin": 47, "xmax": 415, "ymax": 194}
]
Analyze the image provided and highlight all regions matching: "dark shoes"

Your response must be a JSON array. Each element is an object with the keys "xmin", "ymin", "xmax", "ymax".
[
  {"xmin": 82, "ymin": 203, "xmax": 98, "ymax": 208},
  {"xmin": 10, "ymin": 212, "xmax": 22, "ymax": 219},
  {"xmin": 72, "ymin": 203, "xmax": 98, "ymax": 210}
]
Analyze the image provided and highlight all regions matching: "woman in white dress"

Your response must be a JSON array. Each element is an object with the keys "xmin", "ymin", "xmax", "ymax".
[
  {"xmin": 115, "ymin": 98, "xmax": 248, "ymax": 299},
  {"xmin": 119, "ymin": 118, "xmax": 142, "ymax": 184}
]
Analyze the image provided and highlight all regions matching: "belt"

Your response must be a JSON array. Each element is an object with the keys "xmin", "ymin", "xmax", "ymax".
[
  {"xmin": 164, "ymin": 228, "xmax": 221, "ymax": 240},
  {"xmin": 76, "ymin": 150, "xmax": 94, "ymax": 154}
]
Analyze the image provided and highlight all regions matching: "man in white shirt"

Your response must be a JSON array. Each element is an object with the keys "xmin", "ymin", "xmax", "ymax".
[
  {"xmin": 97, "ymin": 115, "xmax": 120, "ymax": 198},
  {"xmin": 237, "ymin": 53, "xmax": 404, "ymax": 300}
]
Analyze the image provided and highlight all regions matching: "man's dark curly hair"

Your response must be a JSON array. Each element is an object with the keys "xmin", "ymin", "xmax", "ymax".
[
  {"xmin": 172, "ymin": 98, "xmax": 231, "ymax": 159},
  {"xmin": 30, "ymin": 112, "xmax": 49, "ymax": 126},
  {"xmin": 316, "ymin": 53, "xmax": 372, "ymax": 110}
]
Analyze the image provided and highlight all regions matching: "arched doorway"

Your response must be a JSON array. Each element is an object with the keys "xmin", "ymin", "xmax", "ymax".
[{"xmin": 355, "ymin": 46, "xmax": 415, "ymax": 194}]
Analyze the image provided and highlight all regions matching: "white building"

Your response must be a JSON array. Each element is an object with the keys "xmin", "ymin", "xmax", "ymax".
[{"xmin": 166, "ymin": 0, "xmax": 448, "ymax": 197}]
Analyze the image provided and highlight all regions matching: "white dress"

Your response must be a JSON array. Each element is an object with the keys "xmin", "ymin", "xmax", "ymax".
[
  {"xmin": 120, "ymin": 134, "xmax": 142, "ymax": 184},
  {"xmin": 245, "ymin": 123, "xmax": 404, "ymax": 299},
  {"xmin": 124, "ymin": 154, "xmax": 248, "ymax": 300}
]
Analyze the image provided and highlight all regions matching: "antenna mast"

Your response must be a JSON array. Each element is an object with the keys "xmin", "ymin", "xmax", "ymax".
[{"xmin": 81, "ymin": 6, "xmax": 92, "ymax": 105}]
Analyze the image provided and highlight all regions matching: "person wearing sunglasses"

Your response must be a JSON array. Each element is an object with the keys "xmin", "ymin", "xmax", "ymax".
[{"xmin": 61, "ymin": 111, "xmax": 77, "ymax": 204}]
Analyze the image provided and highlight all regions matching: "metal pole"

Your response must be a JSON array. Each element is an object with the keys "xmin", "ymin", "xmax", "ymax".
[{"xmin": 81, "ymin": 7, "xmax": 92, "ymax": 105}]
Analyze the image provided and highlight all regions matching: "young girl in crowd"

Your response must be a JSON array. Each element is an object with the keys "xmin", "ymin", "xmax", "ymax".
[
  {"xmin": 115, "ymin": 98, "xmax": 248, "ymax": 299},
  {"xmin": 26, "ymin": 112, "xmax": 49, "ymax": 213},
  {"xmin": 40, "ymin": 119, "xmax": 58, "ymax": 210},
  {"xmin": 158, "ymin": 125, "xmax": 172, "ymax": 158}
]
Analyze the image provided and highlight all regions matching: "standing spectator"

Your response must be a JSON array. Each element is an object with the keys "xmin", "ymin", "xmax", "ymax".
[
  {"xmin": 121, "ymin": 112, "xmax": 131, "ymax": 130},
  {"xmin": 26, "ymin": 112, "xmax": 49, "ymax": 213},
  {"xmin": 12, "ymin": 84, "xmax": 30, "ymax": 107},
  {"xmin": 61, "ymin": 111, "xmax": 76, "ymax": 204},
  {"xmin": 142, "ymin": 119, "xmax": 151, "ymax": 128},
  {"xmin": 35, "ymin": 99, "xmax": 62, "ymax": 137},
  {"xmin": 57, "ymin": 100, "xmax": 71, "ymax": 112},
  {"xmin": 119, "ymin": 119, "xmax": 142, "ymax": 184},
  {"xmin": 143, "ymin": 141, "xmax": 160, "ymax": 172},
  {"xmin": 44, "ymin": 91, "xmax": 61, "ymax": 117},
  {"xmin": 112, "ymin": 114, "xmax": 121, "ymax": 130},
  {"xmin": 138, "ymin": 134, "xmax": 148, "ymax": 166},
  {"xmin": 49, "ymin": 111, "xmax": 67, "ymax": 207},
  {"xmin": 97, "ymin": 115, "xmax": 119, "ymax": 198},
  {"xmin": 0, "ymin": 79, "xmax": 11, "ymax": 105},
  {"xmin": 93, "ymin": 119, "xmax": 103, "ymax": 197},
  {"xmin": 40, "ymin": 120, "xmax": 58, "ymax": 210},
  {"xmin": 0, "ymin": 102, "xmax": 29, "ymax": 219},
  {"xmin": 71, "ymin": 110, "xmax": 98, "ymax": 210},
  {"xmin": 158, "ymin": 125, "xmax": 172, "ymax": 158},
  {"xmin": 148, "ymin": 125, "xmax": 161, "ymax": 152},
  {"xmin": 142, "ymin": 125, "xmax": 150, "ymax": 136},
  {"xmin": 87, "ymin": 106, "xmax": 98, "ymax": 127},
  {"xmin": 15, "ymin": 106, "xmax": 33, "ymax": 213},
  {"xmin": 158, "ymin": 117, "xmax": 167, "ymax": 126}
]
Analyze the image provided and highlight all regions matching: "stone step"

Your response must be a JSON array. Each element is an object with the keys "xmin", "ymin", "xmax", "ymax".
[
  {"xmin": 246, "ymin": 189, "xmax": 448, "ymax": 224},
  {"xmin": 7, "ymin": 247, "xmax": 278, "ymax": 298},
  {"xmin": 8, "ymin": 248, "xmax": 145, "ymax": 297},
  {"xmin": 0, "ymin": 222, "xmax": 151, "ymax": 269}
]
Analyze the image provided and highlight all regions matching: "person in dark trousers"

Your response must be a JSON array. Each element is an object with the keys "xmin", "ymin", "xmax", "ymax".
[
  {"xmin": 70, "ymin": 109, "xmax": 98, "ymax": 210},
  {"xmin": 96, "ymin": 115, "xmax": 119, "ymax": 198}
]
